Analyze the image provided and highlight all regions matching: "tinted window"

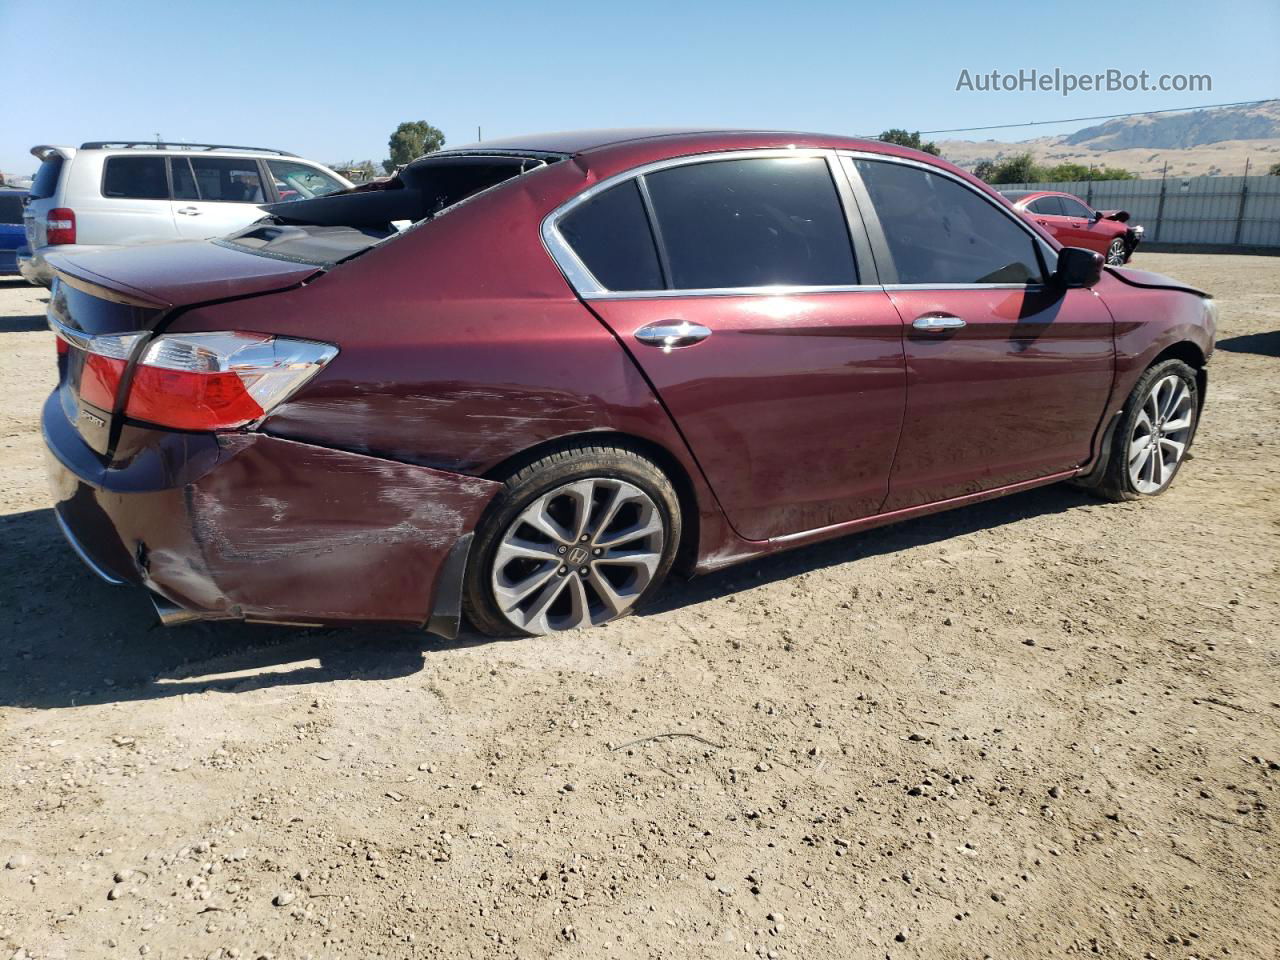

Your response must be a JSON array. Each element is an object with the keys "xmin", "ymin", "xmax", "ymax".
[
  {"xmin": 267, "ymin": 160, "xmax": 345, "ymax": 203},
  {"xmin": 30, "ymin": 155, "xmax": 63, "ymax": 200},
  {"xmin": 1027, "ymin": 196, "xmax": 1064, "ymax": 216},
  {"xmin": 170, "ymin": 158, "xmax": 199, "ymax": 200},
  {"xmin": 0, "ymin": 195, "xmax": 24, "ymax": 225},
  {"xmin": 190, "ymin": 157, "xmax": 265, "ymax": 203},
  {"xmin": 856, "ymin": 159, "xmax": 1045, "ymax": 285},
  {"xmin": 102, "ymin": 157, "xmax": 170, "ymax": 200},
  {"xmin": 559, "ymin": 180, "xmax": 663, "ymax": 291},
  {"xmin": 1058, "ymin": 196, "xmax": 1093, "ymax": 219},
  {"xmin": 645, "ymin": 157, "xmax": 856, "ymax": 289}
]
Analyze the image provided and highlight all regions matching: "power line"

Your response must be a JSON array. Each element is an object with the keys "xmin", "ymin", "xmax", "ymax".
[{"xmin": 890, "ymin": 97, "xmax": 1279, "ymax": 138}]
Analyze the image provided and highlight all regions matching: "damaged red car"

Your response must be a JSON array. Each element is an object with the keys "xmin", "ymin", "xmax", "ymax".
[
  {"xmin": 43, "ymin": 129, "xmax": 1216, "ymax": 637},
  {"xmin": 1001, "ymin": 189, "xmax": 1143, "ymax": 265}
]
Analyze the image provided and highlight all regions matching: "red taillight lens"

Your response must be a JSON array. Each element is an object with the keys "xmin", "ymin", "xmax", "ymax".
[
  {"xmin": 124, "ymin": 332, "xmax": 337, "ymax": 431},
  {"xmin": 46, "ymin": 208, "xmax": 76, "ymax": 245},
  {"xmin": 81, "ymin": 353, "xmax": 128, "ymax": 409},
  {"xmin": 55, "ymin": 335, "xmax": 70, "ymax": 356}
]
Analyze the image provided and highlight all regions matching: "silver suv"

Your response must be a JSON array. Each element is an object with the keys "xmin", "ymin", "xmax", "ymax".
[{"xmin": 19, "ymin": 141, "xmax": 352, "ymax": 286}]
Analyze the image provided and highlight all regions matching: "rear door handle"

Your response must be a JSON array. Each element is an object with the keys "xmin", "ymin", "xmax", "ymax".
[
  {"xmin": 634, "ymin": 320, "xmax": 712, "ymax": 351},
  {"xmin": 176, "ymin": 206, "xmax": 202, "ymax": 216},
  {"xmin": 912, "ymin": 314, "xmax": 966, "ymax": 331}
]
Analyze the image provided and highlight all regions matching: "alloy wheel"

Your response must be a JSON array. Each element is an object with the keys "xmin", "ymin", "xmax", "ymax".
[
  {"xmin": 489, "ymin": 478, "xmax": 665, "ymax": 635},
  {"xmin": 1106, "ymin": 239, "xmax": 1127, "ymax": 265},
  {"xmin": 1128, "ymin": 374, "xmax": 1194, "ymax": 494}
]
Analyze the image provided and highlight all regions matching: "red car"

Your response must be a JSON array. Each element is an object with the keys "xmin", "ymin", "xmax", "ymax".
[
  {"xmin": 1001, "ymin": 189, "xmax": 1142, "ymax": 265},
  {"xmin": 43, "ymin": 129, "xmax": 1215, "ymax": 637}
]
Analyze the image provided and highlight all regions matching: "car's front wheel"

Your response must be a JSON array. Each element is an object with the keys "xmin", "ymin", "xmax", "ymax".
[
  {"xmin": 1106, "ymin": 237, "xmax": 1127, "ymax": 265},
  {"xmin": 463, "ymin": 443, "xmax": 681, "ymax": 637},
  {"xmin": 1092, "ymin": 358, "xmax": 1199, "ymax": 501}
]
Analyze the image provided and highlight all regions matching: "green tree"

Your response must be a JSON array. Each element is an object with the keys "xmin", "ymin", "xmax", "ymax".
[
  {"xmin": 878, "ymin": 129, "xmax": 941, "ymax": 156},
  {"xmin": 972, "ymin": 159, "xmax": 996, "ymax": 182},
  {"xmin": 386, "ymin": 121, "xmax": 446, "ymax": 170},
  {"xmin": 1266, "ymin": 161, "xmax": 1280, "ymax": 176},
  {"xmin": 1042, "ymin": 162, "xmax": 1136, "ymax": 182},
  {"xmin": 976, "ymin": 151, "xmax": 1044, "ymax": 184}
]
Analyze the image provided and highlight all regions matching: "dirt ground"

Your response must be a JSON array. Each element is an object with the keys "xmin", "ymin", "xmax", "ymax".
[{"xmin": 0, "ymin": 252, "xmax": 1276, "ymax": 960}]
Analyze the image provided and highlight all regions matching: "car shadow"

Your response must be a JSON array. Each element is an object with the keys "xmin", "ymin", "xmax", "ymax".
[
  {"xmin": 2, "ymin": 483, "xmax": 1097, "ymax": 711},
  {"xmin": 0, "ymin": 312, "xmax": 47, "ymax": 333},
  {"xmin": 1215, "ymin": 331, "xmax": 1280, "ymax": 358},
  {"xmin": 644, "ymin": 482, "xmax": 1095, "ymax": 616}
]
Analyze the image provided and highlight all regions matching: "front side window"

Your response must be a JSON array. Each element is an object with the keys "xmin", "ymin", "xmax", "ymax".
[
  {"xmin": 189, "ymin": 157, "xmax": 265, "ymax": 203},
  {"xmin": 558, "ymin": 180, "xmax": 663, "ymax": 291},
  {"xmin": 1058, "ymin": 196, "xmax": 1093, "ymax": 219},
  {"xmin": 644, "ymin": 157, "xmax": 857, "ymax": 289},
  {"xmin": 856, "ymin": 159, "xmax": 1045, "ymax": 285},
  {"xmin": 267, "ymin": 160, "xmax": 345, "ymax": 203},
  {"xmin": 102, "ymin": 157, "xmax": 169, "ymax": 200},
  {"xmin": 1027, "ymin": 196, "xmax": 1064, "ymax": 216}
]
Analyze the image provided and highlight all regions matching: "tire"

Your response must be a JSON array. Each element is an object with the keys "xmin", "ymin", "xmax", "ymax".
[
  {"xmin": 463, "ymin": 443, "xmax": 682, "ymax": 638},
  {"xmin": 1091, "ymin": 358, "xmax": 1199, "ymax": 502},
  {"xmin": 1105, "ymin": 237, "xmax": 1127, "ymax": 266}
]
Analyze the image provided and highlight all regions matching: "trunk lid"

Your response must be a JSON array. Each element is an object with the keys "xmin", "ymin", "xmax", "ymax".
[{"xmin": 46, "ymin": 241, "xmax": 322, "ymax": 458}]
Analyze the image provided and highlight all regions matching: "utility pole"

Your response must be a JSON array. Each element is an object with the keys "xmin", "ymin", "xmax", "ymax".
[{"xmin": 477, "ymin": 126, "xmax": 482, "ymax": 143}]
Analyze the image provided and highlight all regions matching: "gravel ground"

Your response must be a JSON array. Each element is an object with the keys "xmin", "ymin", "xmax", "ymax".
[{"xmin": 0, "ymin": 253, "xmax": 1277, "ymax": 960}]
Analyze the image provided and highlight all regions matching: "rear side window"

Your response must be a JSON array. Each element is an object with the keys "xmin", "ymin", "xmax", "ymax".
[
  {"xmin": 102, "ymin": 157, "xmax": 169, "ymax": 199},
  {"xmin": 1027, "ymin": 196, "xmax": 1064, "ymax": 216},
  {"xmin": 30, "ymin": 155, "xmax": 64, "ymax": 200},
  {"xmin": 0, "ymin": 195, "xmax": 24, "ymax": 224},
  {"xmin": 856, "ymin": 159, "xmax": 1046, "ymax": 285},
  {"xmin": 558, "ymin": 180, "xmax": 664, "ymax": 292},
  {"xmin": 644, "ymin": 157, "xmax": 857, "ymax": 289},
  {"xmin": 190, "ymin": 157, "xmax": 265, "ymax": 203}
]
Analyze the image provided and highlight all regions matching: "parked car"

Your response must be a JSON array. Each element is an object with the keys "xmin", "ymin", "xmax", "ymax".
[
  {"xmin": 41, "ymin": 129, "xmax": 1215, "ymax": 638},
  {"xmin": 19, "ymin": 142, "xmax": 351, "ymax": 286},
  {"xmin": 1001, "ymin": 189, "xmax": 1142, "ymax": 265},
  {"xmin": 0, "ymin": 188, "xmax": 27, "ymax": 275}
]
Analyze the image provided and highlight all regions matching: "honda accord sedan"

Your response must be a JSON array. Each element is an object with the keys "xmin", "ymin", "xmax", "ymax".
[
  {"xmin": 42, "ymin": 129, "xmax": 1216, "ymax": 637},
  {"xmin": 1001, "ymin": 189, "xmax": 1143, "ymax": 265}
]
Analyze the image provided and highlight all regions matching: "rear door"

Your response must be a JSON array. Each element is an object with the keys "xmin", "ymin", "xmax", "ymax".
[
  {"xmin": 847, "ymin": 157, "xmax": 1114, "ymax": 511},
  {"xmin": 171, "ymin": 156, "xmax": 270, "ymax": 239},
  {"xmin": 547, "ymin": 151, "xmax": 907, "ymax": 541}
]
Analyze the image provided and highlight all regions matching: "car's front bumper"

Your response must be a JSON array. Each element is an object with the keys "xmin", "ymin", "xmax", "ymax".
[{"xmin": 42, "ymin": 392, "xmax": 501, "ymax": 634}]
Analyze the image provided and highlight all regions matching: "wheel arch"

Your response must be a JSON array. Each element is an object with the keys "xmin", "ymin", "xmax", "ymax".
[
  {"xmin": 1149, "ymin": 340, "xmax": 1208, "ymax": 419},
  {"xmin": 479, "ymin": 430, "xmax": 703, "ymax": 575}
]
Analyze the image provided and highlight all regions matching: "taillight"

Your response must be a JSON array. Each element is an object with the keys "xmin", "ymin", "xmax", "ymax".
[
  {"xmin": 67, "ymin": 331, "xmax": 145, "ymax": 410},
  {"xmin": 124, "ymin": 332, "xmax": 337, "ymax": 431},
  {"xmin": 46, "ymin": 208, "xmax": 76, "ymax": 245}
]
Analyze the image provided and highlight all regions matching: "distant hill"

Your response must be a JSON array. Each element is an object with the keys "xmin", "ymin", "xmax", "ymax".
[
  {"xmin": 938, "ymin": 101, "xmax": 1280, "ymax": 178},
  {"xmin": 1062, "ymin": 101, "xmax": 1280, "ymax": 149}
]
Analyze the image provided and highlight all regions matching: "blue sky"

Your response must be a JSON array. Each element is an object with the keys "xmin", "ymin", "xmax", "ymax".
[{"xmin": 1, "ymin": 0, "xmax": 1276, "ymax": 176}]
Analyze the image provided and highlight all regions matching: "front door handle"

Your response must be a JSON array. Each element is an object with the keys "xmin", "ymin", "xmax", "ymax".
[
  {"xmin": 912, "ymin": 313, "xmax": 966, "ymax": 331},
  {"xmin": 176, "ymin": 206, "xmax": 202, "ymax": 216},
  {"xmin": 634, "ymin": 320, "xmax": 712, "ymax": 351}
]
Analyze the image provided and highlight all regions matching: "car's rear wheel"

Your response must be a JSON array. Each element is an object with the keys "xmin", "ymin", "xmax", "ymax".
[
  {"xmin": 1106, "ymin": 237, "xmax": 1127, "ymax": 265},
  {"xmin": 463, "ymin": 443, "xmax": 681, "ymax": 637},
  {"xmin": 1092, "ymin": 358, "xmax": 1199, "ymax": 501}
]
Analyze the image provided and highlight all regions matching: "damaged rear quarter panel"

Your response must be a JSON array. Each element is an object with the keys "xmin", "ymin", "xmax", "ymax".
[{"xmin": 147, "ymin": 435, "xmax": 499, "ymax": 624}]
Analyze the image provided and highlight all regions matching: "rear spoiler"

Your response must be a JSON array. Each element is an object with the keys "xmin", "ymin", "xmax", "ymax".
[{"xmin": 31, "ymin": 144, "xmax": 76, "ymax": 162}]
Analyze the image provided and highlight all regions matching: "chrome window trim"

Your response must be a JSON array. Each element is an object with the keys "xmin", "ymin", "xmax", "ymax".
[
  {"xmin": 837, "ymin": 151, "xmax": 1060, "ymax": 287},
  {"xmin": 541, "ymin": 147, "xmax": 868, "ymax": 300}
]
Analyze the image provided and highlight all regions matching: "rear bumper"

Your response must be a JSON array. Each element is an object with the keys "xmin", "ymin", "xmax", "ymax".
[
  {"xmin": 17, "ymin": 245, "xmax": 53, "ymax": 285},
  {"xmin": 42, "ymin": 392, "xmax": 501, "ymax": 633}
]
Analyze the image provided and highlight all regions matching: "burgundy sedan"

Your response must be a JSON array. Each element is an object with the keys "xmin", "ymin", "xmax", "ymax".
[
  {"xmin": 1002, "ymin": 189, "xmax": 1142, "ymax": 265},
  {"xmin": 42, "ymin": 129, "xmax": 1215, "ymax": 637}
]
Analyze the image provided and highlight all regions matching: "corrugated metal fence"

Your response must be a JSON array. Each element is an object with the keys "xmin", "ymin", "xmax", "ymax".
[{"xmin": 996, "ymin": 175, "xmax": 1280, "ymax": 248}]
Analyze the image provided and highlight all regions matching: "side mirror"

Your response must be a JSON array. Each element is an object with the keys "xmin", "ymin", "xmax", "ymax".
[{"xmin": 1054, "ymin": 246, "xmax": 1104, "ymax": 288}]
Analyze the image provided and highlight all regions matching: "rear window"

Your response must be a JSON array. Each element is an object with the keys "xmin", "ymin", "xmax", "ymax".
[
  {"xmin": 0, "ymin": 195, "xmax": 24, "ymax": 224},
  {"xmin": 221, "ymin": 154, "xmax": 559, "ymax": 266},
  {"xmin": 30, "ymin": 155, "xmax": 64, "ymax": 199},
  {"xmin": 102, "ymin": 157, "xmax": 169, "ymax": 200}
]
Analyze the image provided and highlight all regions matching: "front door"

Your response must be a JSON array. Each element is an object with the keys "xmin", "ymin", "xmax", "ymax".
[
  {"xmin": 549, "ymin": 153, "xmax": 907, "ymax": 541},
  {"xmin": 848, "ymin": 158, "xmax": 1115, "ymax": 511}
]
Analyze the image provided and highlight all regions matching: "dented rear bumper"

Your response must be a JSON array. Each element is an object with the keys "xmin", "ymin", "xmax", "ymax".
[{"xmin": 42, "ymin": 392, "xmax": 500, "ymax": 635}]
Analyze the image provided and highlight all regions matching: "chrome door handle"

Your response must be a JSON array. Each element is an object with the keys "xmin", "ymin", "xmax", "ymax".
[
  {"xmin": 634, "ymin": 320, "xmax": 712, "ymax": 351},
  {"xmin": 176, "ymin": 206, "xmax": 202, "ymax": 216},
  {"xmin": 912, "ymin": 314, "xmax": 966, "ymax": 331}
]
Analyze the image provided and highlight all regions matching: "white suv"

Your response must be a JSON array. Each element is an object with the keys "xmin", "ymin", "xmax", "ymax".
[{"xmin": 19, "ymin": 141, "xmax": 352, "ymax": 286}]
